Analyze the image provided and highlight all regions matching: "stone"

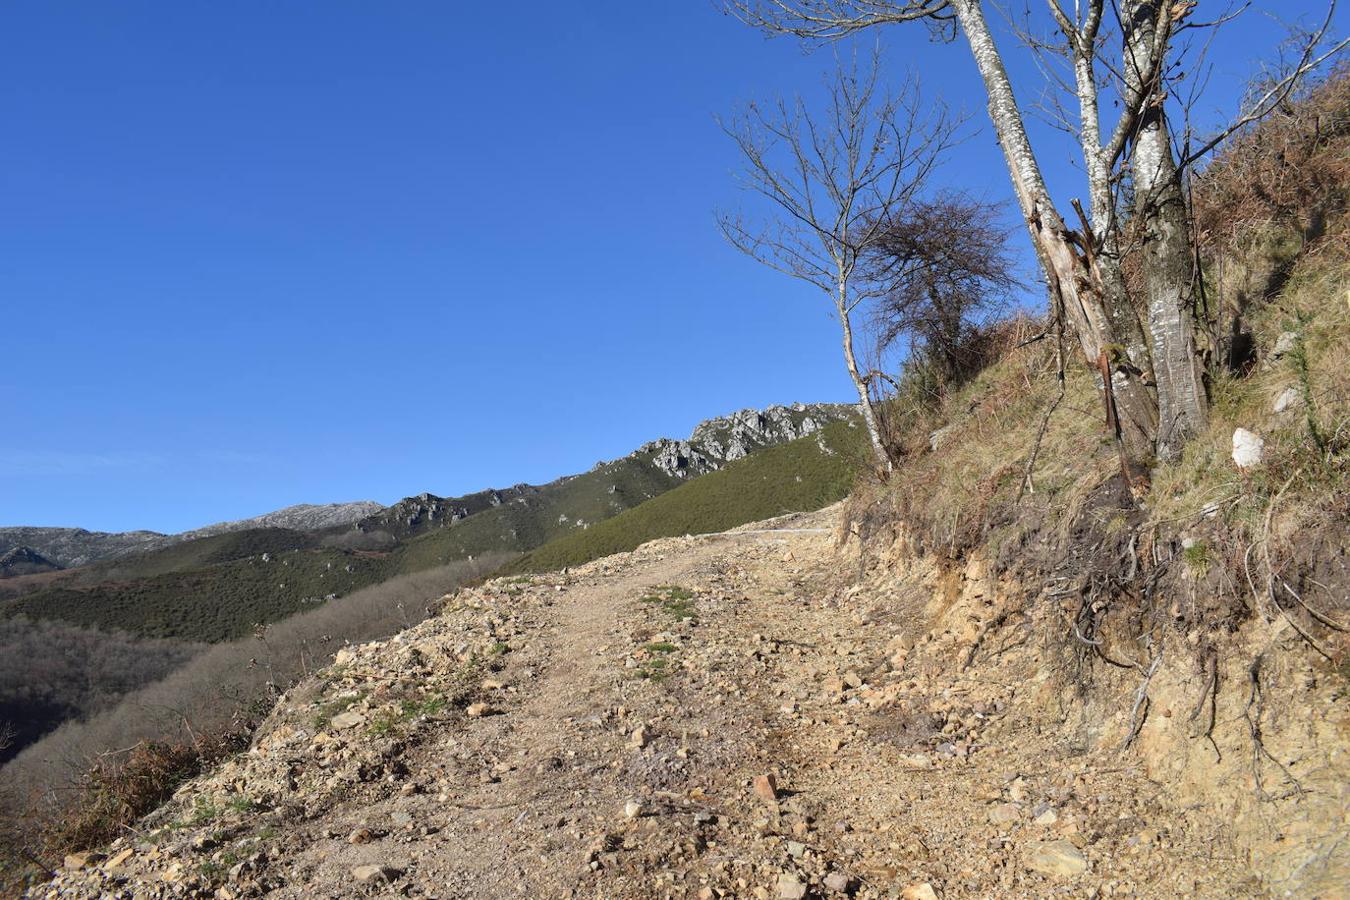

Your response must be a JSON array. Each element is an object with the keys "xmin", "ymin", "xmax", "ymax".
[
  {"xmin": 988, "ymin": 802, "xmax": 1021, "ymax": 825},
  {"xmin": 753, "ymin": 773, "xmax": 779, "ymax": 802},
  {"xmin": 824, "ymin": 872, "xmax": 850, "ymax": 892},
  {"xmin": 900, "ymin": 753, "xmax": 932, "ymax": 769},
  {"xmin": 1008, "ymin": 776, "xmax": 1028, "ymax": 803},
  {"xmin": 1273, "ymin": 387, "xmax": 1301, "ymax": 413},
  {"xmin": 929, "ymin": 424, "xmax": 958, "ymax": 451},
  {"xmin": 1026, "ymin": 840, "xmax": 1088, "ymax": 878},
  {"xmin": 105, "ymin": 848, "xmax": 135, "ymax": 870},
  {"xmin": 1272, "ymin": 331, "xmax": 1298, "ymax": 358},
  {"xmin": 901, "ymin": 884, "xmax": 939, "ymax": 900},
  {"xmin": 329, "ymin": 710, "xmax": 366, "ymax": 730},
  {"xmin": 1232, "ymin": 428, "xmax": 1265, "ymax": 469},
  {"xmin": 352, "ymin": 864, "xmax": 401, "ymax": 884},
  {"xmin": 785, "ymin": 840, "xmax": 806, "ymax": 858},
  {"xmin": 776, "ymin": 872, "xmax": 808, "ymax": 899},
  {"xmin": 624, "ymin": 800, "xmax": 643, "ymax": 819},
  {"xmin": 1033, "ymin": 805, "xmax": 1059, "ymax": 826},
  {"xmin": 348, "ymin": 827, "xmax": 375, "ymax": 844},
  {"xmin": 466, "ymin": 702, "xmax": 493, "ymax": 718},
  {"xmin": 63, "ymin": 851, "xmax": 104, "ymax": 870},
  {"xmin": 630, "ymin": 725, "xmax": 650, "ymax": 748}
]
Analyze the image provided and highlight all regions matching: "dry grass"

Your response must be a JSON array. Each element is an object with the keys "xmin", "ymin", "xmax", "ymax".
[{"xmin": 850, "ymin": 315, "xmax": 1117, "ymax": 565}]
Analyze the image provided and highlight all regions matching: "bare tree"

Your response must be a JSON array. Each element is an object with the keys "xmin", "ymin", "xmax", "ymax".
[
  {"xmin": 730, "ymin": 0, "xmax": 1345, "ymax": 470},
  {"xmin": 718, "ymin": 52, "xmax": 959, "ymax": 473},
  {"xmin": 868, "ymin": 192, "xmax": 1020, "ymax": 386}
]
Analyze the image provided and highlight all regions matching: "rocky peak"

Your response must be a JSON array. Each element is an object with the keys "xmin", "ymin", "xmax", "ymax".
[
  {"xmin": 637, "ymin": 402, "xmax": 855, "ymax": 478},
  {"xmin": 0, "ymin": 545, "xmax": 62, "ymax": 578}
]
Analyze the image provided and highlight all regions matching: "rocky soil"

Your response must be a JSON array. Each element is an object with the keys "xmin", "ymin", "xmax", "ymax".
[{"xmin": 35, "ymin": 505, "xmax": 1343, "ymax": 899}]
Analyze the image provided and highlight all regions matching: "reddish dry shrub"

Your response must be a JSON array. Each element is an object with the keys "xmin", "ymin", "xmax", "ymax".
[
  {"xmin": 1192, "ymin": 64, "xmax": 1350, "ymax": 254},
  {"xmin": 45, "ymin": 734, "xmax": 239, "ymax": 852},
  {"xmin": 0, "ymin": 729, "xmax": 246, "ymax": 895}
]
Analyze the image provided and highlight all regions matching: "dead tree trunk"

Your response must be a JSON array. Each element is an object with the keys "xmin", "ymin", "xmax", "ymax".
[{"xmin": 953, "ymin": 0, "xmax": 1157, "ymax": 477}]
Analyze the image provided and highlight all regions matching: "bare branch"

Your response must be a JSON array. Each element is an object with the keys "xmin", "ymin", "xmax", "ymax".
[{"xmin": 1180, "ymin": 5, "xmax": 1347, "ymax": 167}]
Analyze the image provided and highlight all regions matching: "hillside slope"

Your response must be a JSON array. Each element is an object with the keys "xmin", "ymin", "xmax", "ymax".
[
  {"xmin": 348, "ymin": 403, "xmax": 853, "ymax": 542},
  {"xmin": 2, "ymin": 404, "xmax": 854, "ymax": 641},
  {"xmin": 505, "ymin": 418, "xmax": 864, "ymax": 573},
  {"xmin": 31, "ymin": 506, "xmax": 1341, "ymax": 899}
]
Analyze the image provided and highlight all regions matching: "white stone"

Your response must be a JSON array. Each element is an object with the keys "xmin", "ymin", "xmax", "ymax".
[
  {"xmin": 1273, "ymin": 387, "xmax": 1301, "ymax": 414},
  {"xmin": 1232, "ymin": 428, "xmax": 1265, "ymax": 469}
]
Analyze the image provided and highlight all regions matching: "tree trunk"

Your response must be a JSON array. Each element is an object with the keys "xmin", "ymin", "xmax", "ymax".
[
  {"xmin": 1123, "ymin": 1, "xmax": 1209, "ymax": 461},
  {"xmin": 952, "ymin": 0, "xmax": 1157, "ymax": 476},
  {"xmin": 838, "ymin": 291, "xmax": 893, "ymax": 474}
]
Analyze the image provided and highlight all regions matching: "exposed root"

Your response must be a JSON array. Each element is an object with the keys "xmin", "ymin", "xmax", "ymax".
[
  {"xmin": 1243, "ymin": 654, "xmax": 1306, "ymax": 802},
  {"xmin": 1118, "ymin": 647, "xmax": 1165, "ymax": 753}
]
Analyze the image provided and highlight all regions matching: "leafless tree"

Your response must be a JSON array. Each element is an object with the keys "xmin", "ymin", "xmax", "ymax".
[
  {"xmin": 729, "ymin": 0, "xmax": 1345, "ymax": 469},
  {"xmin": 718, "ymin": 51, "xmax": 960, "ymax": 473},
  {"xmin": 867, "ymin": 192, "xmax": 1021, "ymax": 386}
]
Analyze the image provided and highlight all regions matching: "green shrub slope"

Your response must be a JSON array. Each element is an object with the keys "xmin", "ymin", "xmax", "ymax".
[{"xmin": 505, "ymin": 419, "xmax": 865, "ymax": 573}]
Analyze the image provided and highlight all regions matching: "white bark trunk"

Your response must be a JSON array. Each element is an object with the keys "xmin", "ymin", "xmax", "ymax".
[
  {"xmin": 1123, "ymin": 0, "xmax": 1208, "ymax": 460},
  {"xmin": 838, "ymin": 289, "xmax": 893, "ymax": 473},
  {"xmin": 952, "ymin": 0, "xmax": 1156, "ymax": 470}
]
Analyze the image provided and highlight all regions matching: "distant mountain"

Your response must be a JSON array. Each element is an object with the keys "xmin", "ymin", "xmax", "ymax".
[
  {"xmin": 3, "ymin": 402, "xmax": 859, "ymax": 642},
  {"xmin": 180, "ymin": 501, "xmax": 383, "ymax": 540},
  {"xmin": 0, "ymin": 527, "xmax": 174, "ymax": 569},
  {"xmin": 0, "ymin": 501, "xmax": 382, "ymax": 568},
  {"xmin": 0, "ymin": 547, "xmax": 62, "ymax": 579},
  {"xmin": 352, "ymin": 403, "xmax": 854, "ymax": 542}
]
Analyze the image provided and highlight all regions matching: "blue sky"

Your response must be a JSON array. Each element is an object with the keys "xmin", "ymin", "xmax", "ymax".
[{"xmin": 2, "ymin": 2, "xmax": 1340, "ymax": 532}]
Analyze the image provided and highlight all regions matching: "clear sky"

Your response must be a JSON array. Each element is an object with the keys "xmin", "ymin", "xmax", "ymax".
[{"xmin": 2, "ymin": 1, "xmax": 1340, "ymax": 533}]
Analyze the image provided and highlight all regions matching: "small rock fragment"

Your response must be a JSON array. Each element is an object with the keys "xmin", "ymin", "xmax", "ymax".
[
  {"xmin": 824, "ymin": 872, "xmax": 850, "ymax": 892},
  {"xmin": 1026, "ymin": 840, "xmax": 1088, "ymax": 878},
  {"xmin": 329, "ymin": 711, "xmax": 366, "ymax": 730},
  {"xmin": 988, "ymin": 802, "xmax": 1021, "ymax": 825},
  {"xmin": 105, "ymin": 848, "xmax": 135, "ymax": 870},
  {"xmin": 753, "ymin": 774, "xmax": 779, "ymax": 802},
  {"xmin": 1273, "ymin": 387, "xmax": 1301, "ymax": 413},
  {"xmin": 624, "ymin": 800, "xmax": 643, "ymax": 819},
  {"xmin": 776, "ymin": 872, "xmax": 807, "ymax": 899},
  {"xmin": 466, "ymin": 702, "xmax": 493, "ymax": 718},
  {"xmin": 901, "ymin": 884, "xmax": 939, "ymax": 900},
  {"xmin": 352, "ymin": 864, "xmax": 401, "ymax": 884}
]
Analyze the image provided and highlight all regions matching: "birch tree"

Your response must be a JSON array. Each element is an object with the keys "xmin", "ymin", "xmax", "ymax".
[
  {"xmin": 717, "ymin": 53, "xmax": 959, "ymax": 473},
  {"xmin": 730, "ymin": 0, "xmax": 1345, "ymax": 470}
]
